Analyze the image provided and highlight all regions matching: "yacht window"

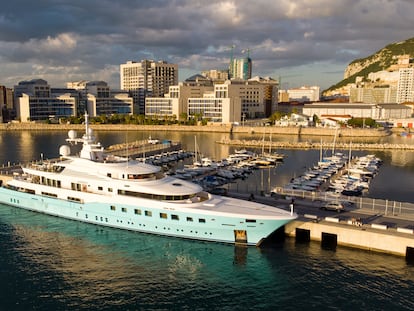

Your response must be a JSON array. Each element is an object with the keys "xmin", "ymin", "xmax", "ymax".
[
  {"xmin": 145, "ymin": 211, "xmax": 152, "ymax": 217},
  {"xmin": 121, "ymin": 207, "xmax": 127, "ymax": 213},
  {"xmin": 110, "ymin": 205, "xmax": 116, "ymax": 211},
  {"xmin": 160, "ymin": 213, "xmax": 167, "ymax": 219},
  {"xmin": 107, "ymin": 173, "xmax": 112, "ymax": 177},
  {"xmin": 41, "ymin": 191, "xmax": 57, "ymax": 198},
  {"xmin": 199, "ymin": 218, "xmax": 206, "ymax": 223},
  {"xmin": 171, "ymin": 214, "xmax": 179, "ymax": 221},
  {"xmin": 108, "ymin": 188, "xmax": 113, "ymax": 192},
  {"xmin": 246, "ymin": 219, "xmax": 256, "ymax": 223},
  {"xmin": 134, "ymin": 209, "xmax": 141, "ymax": 215},
  {"xmin": 186, "ymin": 217, "xmax": 193, "ymax": 222},
  {"xmin": 98, "ymin": 186, "xmax": 103, "ymax": 191},
  {"xmin": 68, "ymin": 196, "xmax": 82, "ymax": 203}
]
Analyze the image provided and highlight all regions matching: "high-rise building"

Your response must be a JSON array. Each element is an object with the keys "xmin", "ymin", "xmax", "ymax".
[
  {"xmin": 230, "ymin": 57, "xmax": 252, "ymax": 80},
  {"xmin": 120, "ymin": 60, "xmax": 178, "ymax": 114},
  {"xmin": 397, "ymin": 68, "xmax": 414, "ymax": 103},
  {"xmin": 0, "ymin": 85, "xmax": 13, "ymax": 122}
]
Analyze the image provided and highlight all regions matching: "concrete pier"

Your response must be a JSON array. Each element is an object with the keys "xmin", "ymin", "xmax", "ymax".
[
  {"xmin": 228, "ymin": 192, "xmax": 414, "ymax": 260},
  {"xmin": 285, "ymin": 218, "xmax": 414, "ymax": 257}
]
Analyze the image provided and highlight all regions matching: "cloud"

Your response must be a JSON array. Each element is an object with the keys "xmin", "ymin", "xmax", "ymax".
[{"xmin": 0, "ymin": 0, "xmax": 413, "ymax": 90}]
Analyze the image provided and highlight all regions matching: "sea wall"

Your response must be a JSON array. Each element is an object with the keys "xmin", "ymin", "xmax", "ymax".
[
  {"xmin": 0, "ymin": 122, "xmax": 391, "ymax": 137},
  {"xmin": 285, "ymin": 219, "xmax": 414, "ymax": 257}
]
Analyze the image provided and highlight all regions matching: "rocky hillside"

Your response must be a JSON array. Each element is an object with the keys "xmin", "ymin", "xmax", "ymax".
[{"xmin": 323, "ymin": 37, "xmax": 414, "ymax": 95}]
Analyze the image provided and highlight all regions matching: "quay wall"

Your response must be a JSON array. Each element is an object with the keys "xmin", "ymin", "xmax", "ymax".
[
  {"xmin": 217, "ymin": 138, "xmax": 414, "ymax": 151},
  {"xmin": 0, "ymin": 122, "xmax": 390, "ymax": 137},
  {"xmin": 285, "ymin": 219, "xmax": 414, "ymax": 257}
]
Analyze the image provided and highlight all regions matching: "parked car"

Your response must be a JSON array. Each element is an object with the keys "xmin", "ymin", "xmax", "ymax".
[{"xmin": 320, "ymin": 201, "xmax": 345, "ymax": 212}]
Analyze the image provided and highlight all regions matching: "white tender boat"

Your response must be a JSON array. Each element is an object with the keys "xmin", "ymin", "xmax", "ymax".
[{"xmin": 0, "ymin": 114, "xmax": 296, "ymax": 246}]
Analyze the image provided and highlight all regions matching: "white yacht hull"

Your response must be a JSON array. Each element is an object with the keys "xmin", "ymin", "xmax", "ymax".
[{"xmin": 0, "ymin": 187, "xmax": 294, "ymax": 246}]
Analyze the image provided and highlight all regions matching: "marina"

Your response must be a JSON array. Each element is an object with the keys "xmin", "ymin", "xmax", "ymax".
[
  {"xmin": 2, "ymin": 132, "xmax": 413, "ymax": 258},
  {"xmin": 0, "ymin": 116, "xmax": 297, "ymax": 246},
  {"xmin": 1, "ymin": 129, "xmax": 414, "ymax": 310}
]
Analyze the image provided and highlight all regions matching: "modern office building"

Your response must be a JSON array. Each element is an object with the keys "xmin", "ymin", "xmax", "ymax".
[
  {"xmin": 85, "ymin": 81, "xmax": 133, "ymax": 117},
  {"xmin": 14, "ymin": 79, "xmax": 77, "ymax": 122},
  {"xmin": 120, "ymin": 60, "xmax": 178, "ymax": 114},
  {"xmin": 145, "ymin": 74, "xmax": 213, "ymax": 119},
  {"xmin": 0, "ymin": 85, "xmax": 14, "ymax": 122},
  {"xmin": 187, "ymin": 93, "xmax": 241, "ymax": 124},
  {"xmin": 145, "ymin": 77, "xmax": 277, "ymax": 124}
]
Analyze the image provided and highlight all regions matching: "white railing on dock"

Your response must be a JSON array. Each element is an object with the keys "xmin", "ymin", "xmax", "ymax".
[{"xmin": 226, "ymin": 183, "xmax": 414, "ymax": 220}]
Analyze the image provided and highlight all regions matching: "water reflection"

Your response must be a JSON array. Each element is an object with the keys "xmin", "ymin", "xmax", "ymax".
[
  {"xmin": 1, "ymin": 130, "xmax": 414, "ymax": 203},
  {"xmin": 1, "ymin": 202, "xmax": 414, "ymax": 310}
]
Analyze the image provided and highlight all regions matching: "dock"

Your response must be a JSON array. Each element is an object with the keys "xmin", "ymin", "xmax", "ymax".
[
  {"xmin": 228, "ymin": 191, "xmax": 414, "ymax": 261},
  {"xmin": 106, "ymin": 139, "xmax": 183, "ymax": 158}
]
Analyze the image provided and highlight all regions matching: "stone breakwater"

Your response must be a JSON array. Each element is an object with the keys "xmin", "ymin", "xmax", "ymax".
[
  {"xmin": 217, "ymin": 139, "xmax": 414, "ymax": 151},
  {"xmin": 0, "ymin": 122, "xmax": 392, "ymax": 137}
]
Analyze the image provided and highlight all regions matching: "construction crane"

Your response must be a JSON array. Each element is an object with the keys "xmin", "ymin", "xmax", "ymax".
[
  {"xmin": 241, "ymin": 48, "xmax": 251, "ymax": 59},
  {"xmin": 227, "ymin": 44, "xmax": 236, "ymax": 78}
]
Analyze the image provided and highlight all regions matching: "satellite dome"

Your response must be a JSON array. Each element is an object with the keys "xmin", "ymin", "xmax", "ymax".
[
  {"xmin": 59, "ymin": 145, "xmax": 71, "ymax": 156},
  {"xmin": 68, "ymin": 130, "xmax": 77, "ymax": 139}
]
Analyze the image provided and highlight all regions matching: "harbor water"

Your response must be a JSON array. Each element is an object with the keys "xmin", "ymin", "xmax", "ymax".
[{"xmin": 1, "ymin": 130, "xmax": 414, "ymax": 310}]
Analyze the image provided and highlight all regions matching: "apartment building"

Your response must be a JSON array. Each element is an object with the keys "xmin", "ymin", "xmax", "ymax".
[
  {"xmin": 349, "ymin": 87, "xmax": 397, "ymax": 104},
  {"xmin": 120, "ymin": 60, "xmax": 178, "ymax": 114},
  {"xmin": 397, "ymin": 68, "xmax": 414, "ymax": 103}
]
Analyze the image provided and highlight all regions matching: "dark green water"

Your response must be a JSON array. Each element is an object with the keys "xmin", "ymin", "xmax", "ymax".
[{"xmin": 0, "ymin": 203, "xmax": 413, "ymax": 310}]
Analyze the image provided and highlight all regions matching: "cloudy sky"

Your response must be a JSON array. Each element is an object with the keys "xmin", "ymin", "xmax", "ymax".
[{"xmin": 0, "ymin": 0, "xmax": 413, "ymax": 91}]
